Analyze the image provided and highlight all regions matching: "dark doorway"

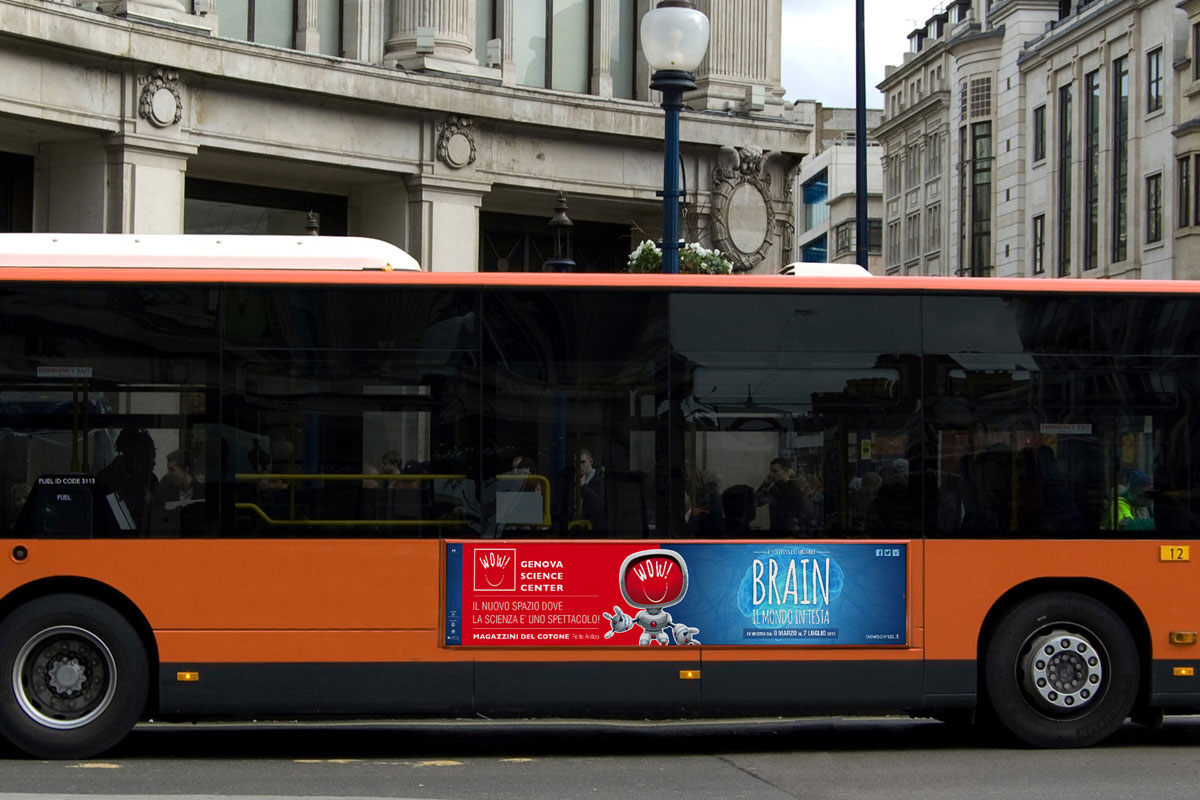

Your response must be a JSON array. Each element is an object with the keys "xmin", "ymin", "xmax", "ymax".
[
  {"xmin": 480, "ymin": 211, "xmax": 632, "ymax": 272},
  {"xmin": 0, "ymin": 153, "xmax": 34, "ymax": 233}
]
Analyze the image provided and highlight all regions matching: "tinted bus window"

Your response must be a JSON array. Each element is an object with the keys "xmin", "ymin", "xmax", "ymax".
[
  {"xmin": 671, "ymin": 292, "xmax": 922, "ymax": 538},
  {"xmin": 925, "ymin": 294, "xmax": 1198, "ymax": 537},
  {"xmin": 923, "ymin": 294, "xmax": 1099, "ymax": 354},
  {"xmin": 0, "ymin": 284, "xmax": 220, "ymax": 536},
  {"xmin": 223, "ymin": 287, "xmax": 481, "ymax": 538},
  {"xmin": 1092, "ymin": 296, "xmax": 1200, "ymax": 355},
  {"xmin": 923, "ymin": 294, "xmax": 1200, "ymax": 356},
  {"xmin": 673, "ymin": 292, "xmax": 921, "ymax": 353},
  {"xmin": 482, "ymin": 290, "xmax": 666, "ymax": 538}
]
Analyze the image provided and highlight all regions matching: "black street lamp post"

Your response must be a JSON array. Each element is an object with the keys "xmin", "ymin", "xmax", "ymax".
[{"xmin": 640, "ymin": 1, "xmax": 710, "ymax": 274}]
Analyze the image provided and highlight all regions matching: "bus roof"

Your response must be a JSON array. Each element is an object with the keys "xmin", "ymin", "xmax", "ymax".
[
  {"xmin": 0, "ymin": 234, "xmax": 421, "ymax": 272},
  {"xmin": 0, "ymin": 235, "xmax": 1190, "ymax": 295},
  {"xmin": 780, "ymin": 262, "xmax": 872, "ymax": 278}
]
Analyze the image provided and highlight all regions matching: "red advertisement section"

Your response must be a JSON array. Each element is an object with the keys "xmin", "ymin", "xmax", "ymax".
[{"xmin": 458, "ymin": 542, "xmax": 644, "ymax": 646}]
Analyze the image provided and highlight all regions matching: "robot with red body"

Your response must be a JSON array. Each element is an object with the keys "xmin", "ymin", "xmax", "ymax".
[{"xmin": 603, "ymin": 548, "xmax": 700, "ymax": 646}]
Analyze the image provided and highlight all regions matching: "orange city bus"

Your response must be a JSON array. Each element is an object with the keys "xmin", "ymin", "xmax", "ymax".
[{"xmin": 0, "ymin": 233, "xmax": 1198, "ymax": 758}]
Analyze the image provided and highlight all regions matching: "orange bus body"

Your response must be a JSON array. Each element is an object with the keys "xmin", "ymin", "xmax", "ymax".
[{"xmin": 2, "ymin": 247, "xmax": 1200, "ymax": 756}]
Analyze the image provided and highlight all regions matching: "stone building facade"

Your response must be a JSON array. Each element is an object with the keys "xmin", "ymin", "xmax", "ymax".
[
  {"xmin": 0, "ymin": 0, "xmax": 810, "ymax": 273},
  {"xmin": 876, "ymin": 0, "xmax": 1200, "ymax": 280},
  {"xmin": 795, "ymin": 107, "xmax": 884, "ymax": 271}
]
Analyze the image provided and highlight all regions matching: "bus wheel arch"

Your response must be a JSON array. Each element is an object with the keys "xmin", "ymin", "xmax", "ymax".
[{"xmin": 978, "ymin": 581, "xmax": 1148, "ymax": 748}]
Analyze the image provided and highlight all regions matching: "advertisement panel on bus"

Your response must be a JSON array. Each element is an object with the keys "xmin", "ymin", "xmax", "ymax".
[{"xmin": 446, "ymin": 542, "xmax": 907, "ymax": 647}]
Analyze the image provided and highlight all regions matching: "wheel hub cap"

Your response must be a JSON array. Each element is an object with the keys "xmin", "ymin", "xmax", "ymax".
[
  {"xmin": 47, "ymin": 657, "xmax": 88, "ymax": 696},
  {"xmin": 1024, "ymin": 630, "xmax": 1103, "ymax": 711},
  {"xmin": 12, "ymin": 625, "xmax": 117, "ymax": 730}
]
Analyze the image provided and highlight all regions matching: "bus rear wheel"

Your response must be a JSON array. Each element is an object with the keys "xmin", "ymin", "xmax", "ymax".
[
  {"xmin": 984, "ymin": 592, "xmax": 1138, "ymax": 748},
  {"xmin": 0, "ymin": 594, "xmax": 147, "ymax": 759}
]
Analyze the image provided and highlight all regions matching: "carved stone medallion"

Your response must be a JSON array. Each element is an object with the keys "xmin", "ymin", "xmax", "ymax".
[
  {"xmin": 711, "ymin": 145, "xmax": 775, "ymax": 272},
  {"xmin": 436, "ymin": 115, "xmax": 477, "ymax": 169},
  {"xmin": 138, "ymin": 67, "xmax": 183, "ymax": 128}
]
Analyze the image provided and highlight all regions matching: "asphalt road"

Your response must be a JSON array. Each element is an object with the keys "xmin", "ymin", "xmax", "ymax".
[{"xmin": 2, "ymin": 716, "xmax": 1200, "ymax": 800}]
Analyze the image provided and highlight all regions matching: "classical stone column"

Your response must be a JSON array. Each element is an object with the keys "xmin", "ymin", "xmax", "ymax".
[
  {"xmin": 591, "ymin": 0, "xmax": 614, "ymax": 98},
  {"xmin": 105, "ymin": 134, "xmax": 197, "ymax": 233},
  {"xmin": 296, "ymin": 0, "xmax": 321, "ymax": 54},
  {"xmin": 690, "ymin": 0, "xmax": 785, "ymax": 116},
  {"xmin": 495, "ymin": 0, "xmax": 516, "ymax": 86},
  {"xmin": 343, "ymin": 0, "xmax": 388, "ymax": 64},
  {"xmin": 32, "ymin": 135, "xmax": 194, "ymax": 234},
  {"xmin": 385, "ymin": 0, "xmax": 477, "ymax": 69},
  {"xmin": 404, "ymin": 175, "xmax": 489, "ymax": 272}
]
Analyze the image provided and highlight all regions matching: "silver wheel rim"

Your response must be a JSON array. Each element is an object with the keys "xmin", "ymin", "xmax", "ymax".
[
  {"xmin": 12, "ymin": 625, "xmax": 117, "ymax": 730},
  {"xmin": 1018, "ymin": 626, "xmax": 1105, "ymax": 715}
]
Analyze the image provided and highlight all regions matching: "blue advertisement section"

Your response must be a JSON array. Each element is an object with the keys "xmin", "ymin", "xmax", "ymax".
[
  {"xmin": 668, "ymin": 542, "xmax": 907, "ymax": 645},
  {"xmin": 445, "ymin": 543, "xmax": 463, "ymax": 645}
]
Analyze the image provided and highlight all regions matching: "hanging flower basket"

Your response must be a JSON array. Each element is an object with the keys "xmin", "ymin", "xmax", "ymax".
[{"xmin": 625, "ymin": 240, "xmax": 734, "ymax": 274}]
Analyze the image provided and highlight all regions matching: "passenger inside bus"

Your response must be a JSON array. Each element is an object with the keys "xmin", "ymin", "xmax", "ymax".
[
  {"xmin": 1102, "ymin": 469, "xmax": 1156, "ymax": 532},
  {"xmin": 95, "ymin": 427, "xmax": 159, "ymax": 531},
  {"xmin": 753, "ymin": 457, "xmax": 809, "ymax": 533},
  {"xmin": 151, "ymin": 449, "xmax": 205, "ymax": 535},
  {"xmin": 7, "ymin": 482, "xmax": 29, "ymax": 528},
  {"xmin": 573, "ymin": 449, "xmax": 606, "ymax": 531}
]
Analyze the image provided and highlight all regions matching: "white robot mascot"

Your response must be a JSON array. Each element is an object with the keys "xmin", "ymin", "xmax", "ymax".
[{"xmin": 603, "ymin": 548, "xmax": 700, "ymax": 646}]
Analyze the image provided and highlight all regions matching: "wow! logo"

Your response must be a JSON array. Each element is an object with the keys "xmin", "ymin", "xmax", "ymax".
[
  {"xmin": 474, "ymin": 548, "xmax": 516, "ymax": 591},
  {"xmin": 619, "ymin": 549, "xmax": 688, "ymax": 609}
]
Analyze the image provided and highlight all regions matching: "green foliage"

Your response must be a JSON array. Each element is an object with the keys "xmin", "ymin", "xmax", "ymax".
[{"xmin": 626, "ymin": 240, "xmax": 734, "ymax": 274}]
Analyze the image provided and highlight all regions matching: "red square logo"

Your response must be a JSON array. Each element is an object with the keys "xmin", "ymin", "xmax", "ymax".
[{"xmin": 474, "ymin": 548, "xmax": 517, "ymax": 592}]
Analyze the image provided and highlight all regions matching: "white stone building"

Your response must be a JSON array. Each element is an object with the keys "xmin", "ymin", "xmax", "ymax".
[
  {"xmin": 795, "ymin": 108, "xmax": 883, "ymax": 271},
  {"xmin": 0, "ymin": 0, "xmax": 811, "ymax": 273},
  {"xmin": 876, "ymin": 0, "xmax": 1200, "ymax": 280}
]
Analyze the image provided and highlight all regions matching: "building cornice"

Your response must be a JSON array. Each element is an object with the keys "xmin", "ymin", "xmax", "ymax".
[
  {"xmin": 878, "ymin": 40, "xmax": 948, "ymax": 92},
  {"xmin": 987, "ymin": 0, "xmax": 1060, "ymax": 25},
  {"xmin": 1173, "ymin": 117, "xmax": 1200, "ymax": 138},
  {"xmin": 0, "ymin": 0, "xmax": 808, "ymax": 153},
  {"xmin": 872, "ymin": 91, "xmax": 950, "ymax": 139},
  {"xmin": 1017, "ymin": 0, "xmax": 1141, "ymax": 68},
  {"xmin": 946, "ymin": 24, "xmax": 1006, "ymax": 58}
]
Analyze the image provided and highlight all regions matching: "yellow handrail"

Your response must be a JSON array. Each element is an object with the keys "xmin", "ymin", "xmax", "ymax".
[
  {"xmin": 234, "ymin": 502, "xmax": 466, "ymax": 527},
  {"xmin": 235, "ymin": 473, "xmax": 468, "ymax": 482},
  {"xmin": 234, "ymin": 472, "xmax": 469, "ymax": 527}
]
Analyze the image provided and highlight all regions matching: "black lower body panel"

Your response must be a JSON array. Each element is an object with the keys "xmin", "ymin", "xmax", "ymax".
[
  {"xmin": 1151, "ymin": 661, "xmax": 1200, "ymax": 710},
  {"xmin": 160, "ymin": 659, "xmax": 961, "ymax": 719},
  {"xmin": 159, "ymin": 662, "xmax": 473, "ymax": 716},
  {"xmin": 702, "ymin": 660, "xmax": 925, "ymax": 715}
]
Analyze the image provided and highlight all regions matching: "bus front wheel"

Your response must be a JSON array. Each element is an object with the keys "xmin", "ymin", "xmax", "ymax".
[
  {"xmin": 984, "ymin": 592, "xmax": 1138, "ymax": 748},
  {"xmin": 0, "ymin": 594, "xmax": 148, "ymax": 759}
]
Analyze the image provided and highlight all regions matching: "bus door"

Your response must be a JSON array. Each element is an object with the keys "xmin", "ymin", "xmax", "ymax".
[
  {"xmin": 669, "ymin": 290, "xmax": 924, "ymax": 714},
  {"xmin": 465, "ymin": 288, "xmax": 701, "ymax": 715}
]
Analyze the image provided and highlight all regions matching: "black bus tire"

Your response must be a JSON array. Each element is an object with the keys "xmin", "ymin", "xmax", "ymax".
[
  {"xmin": 983, "ymin": 591, "xmax": 1138, "ymax": 748},
  {"xmin": 0, "ymin": 594, "xmax": 148, "ymax": 759}
]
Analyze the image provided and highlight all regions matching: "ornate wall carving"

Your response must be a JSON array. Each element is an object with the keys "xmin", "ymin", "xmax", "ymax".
[
  {"xmin": 138, "ymin": 67, "xmax": 183, "ymax": 128},
  {"xmin": 436, "ymin": 115, "xmax": 477, "ymax": 169},
  {"xmin": 711, "ymin": 145, "xmax": 775, "ymax": 272}
]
